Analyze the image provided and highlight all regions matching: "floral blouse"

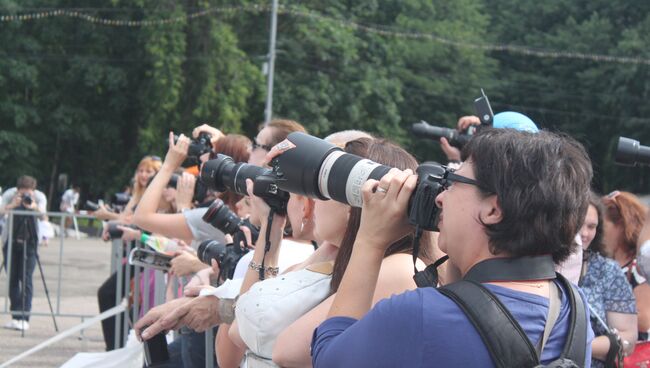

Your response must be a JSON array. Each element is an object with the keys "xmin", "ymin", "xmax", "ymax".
[{"xmin": 579, "ymin": 251, "xmax": 636, "ymax": 367}]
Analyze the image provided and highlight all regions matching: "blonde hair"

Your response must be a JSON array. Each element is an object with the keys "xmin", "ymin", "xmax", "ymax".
[{"xmin": 132, "ymin": 156, "xmax": 162, "ymax": 200}]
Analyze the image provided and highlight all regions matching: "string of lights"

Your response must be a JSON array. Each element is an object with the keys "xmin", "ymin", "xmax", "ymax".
[{"xmin": 1, "ymin": 4, "xmax": 648, "ymax": 66}]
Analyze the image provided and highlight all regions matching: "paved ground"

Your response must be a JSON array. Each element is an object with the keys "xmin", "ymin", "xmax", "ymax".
[{"xmin": 0, "ymin": 236, "xmax": 112, "ymax": 367}]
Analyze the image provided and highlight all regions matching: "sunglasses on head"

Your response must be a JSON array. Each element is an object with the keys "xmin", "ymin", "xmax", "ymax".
[
  {"xmin": 144, "ymin": 155, "xmax": 162, "ymax": 162},
  {"xmin": 252, "ymin": 140, "xmax": 273, "ymax": 152}
]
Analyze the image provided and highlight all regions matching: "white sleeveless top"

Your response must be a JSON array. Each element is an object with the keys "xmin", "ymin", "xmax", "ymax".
[{"xmin": 236, "ymin": 263, "xmax": 333, "ymax": 366}]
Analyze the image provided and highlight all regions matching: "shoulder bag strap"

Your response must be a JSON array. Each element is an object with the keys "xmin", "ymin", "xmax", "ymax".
[
  {"xmin": 536, "ymin": 281, "xmax": 561, "ymax": 357},
  {"xmin": 439, "ymin": 280, "xmax": 539, "ymax": 368},
  {"xmin": 554, "ymin": 273, "xmax": 587, "ymax": 366}
]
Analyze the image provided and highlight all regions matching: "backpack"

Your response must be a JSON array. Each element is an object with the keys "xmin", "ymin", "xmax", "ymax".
[{"xmin": 438, "ymin": 273, "xmax": 587, "ymax": 368}]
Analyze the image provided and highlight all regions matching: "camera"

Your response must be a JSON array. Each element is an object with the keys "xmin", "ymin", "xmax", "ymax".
[
  {"xmin": 106, "ymin": 221, "xmax": 138, "ymax": 239},
  {"xmin": 197, "ymin": 239, "xmax": 247, "ymax": 281},
  {"xmin": 172, "ymin": 132, "xmax": 212, "ymax": 167},
  {"xmin": 411, "ymin": 90, "xmax": 494, "ymax": 149},
  {"xmin": 200, "ymin": 156, "xmax": 289, "ymax": 214},
  {"xmin": 270, "ymin": 132, "xmax": 457, "ymax": 231},
  {"xmin": 166, "ymin": 173, "xmax": 209, "ymax": 205},
  {"xmin": 411, "ymin": 121, "xmax": 475, "ymax": 148},
  {"xmin": 21, "ymin": 194, "xmax": 33, "ymax": 207},
  {"xmin": 615, "ymin": 136, "xmax": 650, "ymax": 166},
  {"xmin": 202, "ymin": 199, "xmax": 260, "ymax": 245}
]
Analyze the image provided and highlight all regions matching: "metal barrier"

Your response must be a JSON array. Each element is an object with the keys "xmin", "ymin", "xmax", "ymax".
[{"xmin": 1, "ymin": 209, "xmax": 217, "ymax": 367}]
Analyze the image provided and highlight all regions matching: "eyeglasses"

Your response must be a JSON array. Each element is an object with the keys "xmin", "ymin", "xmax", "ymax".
[
  {"xmin": 252, "ymin": 140, "xmax": 273, "ymax": 152},
  {"xmin": 442, "ymin": 170, "xmax": 480, "ymax": 190}
]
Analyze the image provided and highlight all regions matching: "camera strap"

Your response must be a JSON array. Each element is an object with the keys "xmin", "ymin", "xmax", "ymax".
[
  {"xmin": 463, "ymin": 255, "xmax": 556, "ymax": 283},
  {"xmin": 259, "ymin": 210, "xmax": 275, "ymax": 280}
]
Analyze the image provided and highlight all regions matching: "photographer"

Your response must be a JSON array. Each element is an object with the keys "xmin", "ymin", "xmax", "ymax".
[
  {"xmin": 1, "ymin": 175, "xmax": 47, "ymax": 331},
  {"xmin": 135, "ymin": 119, "xmax": 314, "ymax": 363},
  {"xmin": 214, "ymin": 135, "xmax": 436, "ymax": 368},
  {"xmin": 439, "ymin": 111, "xmax": 539, "ymax": 163},
  {"xmin": 132, "ymin": 131, "xmax": 251, "ymax": 368},
  {"xmin": 311, "ymin": 129, "xmax": 594, "ymax": 367}
]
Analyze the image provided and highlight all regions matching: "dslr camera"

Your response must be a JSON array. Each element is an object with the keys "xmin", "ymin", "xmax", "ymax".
[
  {"xmin": 200, "ymin": 157, "xmax": 290, "ymax": 215},
  {"xmin": 166, "ymin": 173, "xmax": 209, "ymax": 205},
  {"xmin": 21, "ymin": 193, "xmax": 33, "ymax": 207},
  {"xmin": 106, "ymin": 221, "xmax": 139, "ymax": 239},
  {"xmin": 267, "ymin": 132, "xmax": 450, "ymax": 231},
  {"xmin": 198, "ymin": 199, "xmax": 260, "ymax": 281},
  {"xmin": 615, "ymin": 136, "xmax": 650, "ymax": 166},
  {"xmin": 172, "ymin": 132, "xmax": 213, "ymax": 167},
  {"xmin": 203, "ymin": 132, "xmax": 461, "ymax": 232},
  {"xmin": 411, "ymin": 90, "xmax": 494, "ymax": 149}
]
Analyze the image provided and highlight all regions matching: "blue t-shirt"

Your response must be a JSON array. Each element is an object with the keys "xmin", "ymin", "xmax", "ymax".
[{"xmin": 312, "ymin": 282, "xmax": 593, "ymax": 368}]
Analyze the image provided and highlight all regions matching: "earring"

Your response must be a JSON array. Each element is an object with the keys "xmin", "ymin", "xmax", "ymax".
[{"xmin": 300, "ymin": 217, "xmax": 313, "ymax": 234}]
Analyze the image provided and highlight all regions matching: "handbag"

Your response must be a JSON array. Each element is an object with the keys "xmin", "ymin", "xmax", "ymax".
[{"xmin": 624, "ymin": 340, "xmax": 650, "ymax": 367}]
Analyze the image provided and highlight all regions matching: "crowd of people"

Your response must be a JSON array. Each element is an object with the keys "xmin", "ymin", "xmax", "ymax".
[{"xmin": 4, "ymin": 112, "xmax": 650, "ymax": 368}]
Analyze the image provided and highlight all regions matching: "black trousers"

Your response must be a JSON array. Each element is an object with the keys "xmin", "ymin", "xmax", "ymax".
[
  {"xmin": 3, "ymin": 242, "xmax": 37, "ymax": 321},
  {"xmin": 97, "ymin": 264, "xmax": 133, "ymax": 351}
]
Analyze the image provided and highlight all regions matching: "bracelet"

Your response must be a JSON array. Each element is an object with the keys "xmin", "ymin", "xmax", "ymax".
[{"xmin": 248, "ymin": 260, "xmax": 279, "ymax": 277}]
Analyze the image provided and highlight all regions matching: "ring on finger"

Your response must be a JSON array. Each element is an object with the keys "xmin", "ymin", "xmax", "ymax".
[{"xmin": 376, "ymin": 186, "xmax": 388, "ymax": 194}]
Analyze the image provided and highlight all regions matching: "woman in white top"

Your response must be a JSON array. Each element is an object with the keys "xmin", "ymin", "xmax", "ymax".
[{"xmin": 216, "ymin": 136, "xmax": 437, "ymax": 368}]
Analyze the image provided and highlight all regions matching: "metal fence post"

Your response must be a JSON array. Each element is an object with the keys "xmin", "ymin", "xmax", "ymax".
[
  {"xmin": 114, "ymin": 239, "xmax": 124, "ymax": 350},
  {"xmin": 205, "ymin": 329, "xmax": 215, "ymax": 368},
  {"xmin": 133, "ymin": 241, "xmax": 141, "ymax": 326},
  {"xmin": 56, "ymin": 215, "xmax": 65, "ymax": 314},
  {"xmin": 122, "ymin": 241, "xmax": 133, "ymax": 347},
  {"xmin": 4, "ymin": 212, "xmax": 14, "ymax": 314}
]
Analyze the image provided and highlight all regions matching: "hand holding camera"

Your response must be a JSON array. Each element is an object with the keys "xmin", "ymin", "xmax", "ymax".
[
  {"xmin": 117, "ymin": 225, "xmax": 142, "ymax": 242},
  {"xmin": 170, "ymin": 250, "xmax": 207, "ymax": 277},
  {"xmin": 192, "ymin": 123, "xmax": 224, "ymax": 144},
  {"xmin": 8, "ymin": 192, "xmax": 37, "ymax": 211},
  {"xmin": 439, "ymin": 115, "xmax": 482, "ymax": 162},
  {"xmin": 175, "ymin": 172, "xmax": 196, "ymax": 211},
  {"xmin": 93, "ymin": 203, "xmax": 117, "ymax": 221},
  {"xmin": 357, "ymin": 168, "xmax": 417, "ymax": 251},
  {"xmin": 164, "ymin": 132, "xmax": 190, "ymax": 170}
]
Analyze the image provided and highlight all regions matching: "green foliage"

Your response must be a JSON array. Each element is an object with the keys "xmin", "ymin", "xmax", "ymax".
[{"xmin": 0, "ymin": 0, "xmax": 649, "ymax": 205}]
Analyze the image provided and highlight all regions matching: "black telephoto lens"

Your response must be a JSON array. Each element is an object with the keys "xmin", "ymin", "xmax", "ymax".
[
  {"xmin": 200, "ymin": 154, "xmax": 271, "ymax": 194},
  {"xmin": 615, "ymin": 136, "xmax": 650, "ymax": 166},
  {"xmin": 410, "ymin": 121, "xmax": 472, "ymax": 148},
  {"xmin": 202, "ymin": 199, "xmax": 241, "ymax": 235}
]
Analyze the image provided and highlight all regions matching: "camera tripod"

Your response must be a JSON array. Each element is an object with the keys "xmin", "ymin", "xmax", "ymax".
[{"xmin": 1, "ymin": 213, "xmax": 58, "ymax": 336}]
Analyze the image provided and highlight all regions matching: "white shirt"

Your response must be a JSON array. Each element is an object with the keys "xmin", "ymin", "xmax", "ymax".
[
  {"xmin": 1, "ymin": 187, "xmax": 48, "ymax": 243},
  {"xmin": 60, "ymin": 189, "xmax": 79, "ymax": 212}
]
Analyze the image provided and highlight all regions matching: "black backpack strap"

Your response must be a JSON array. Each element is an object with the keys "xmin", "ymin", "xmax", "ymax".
[
  {"xmin": 554, "ymin": 273, "xmax": 587, "ymax": 367},
  {"xmin": 439, "ymin": 280, "xmax": 539, "ymax": 368},
  {"xmin": 440, "ymin": 275, "xmax": 588, "ymax": 368}
]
